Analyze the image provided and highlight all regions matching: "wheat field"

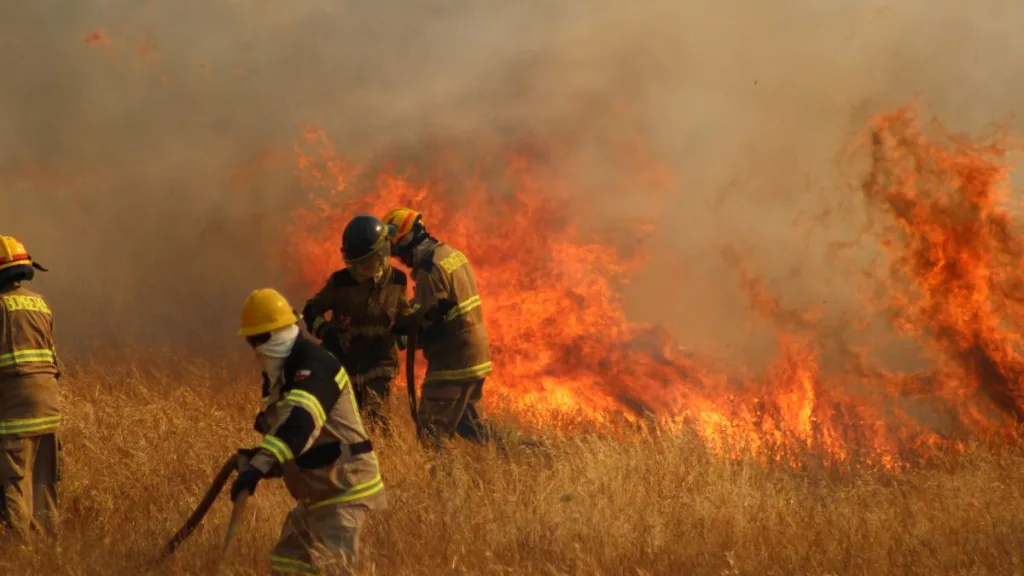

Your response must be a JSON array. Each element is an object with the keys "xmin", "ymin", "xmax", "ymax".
[{"xmin": 1, "ymin": 352, "xmax": 1022, "ymax": 576}]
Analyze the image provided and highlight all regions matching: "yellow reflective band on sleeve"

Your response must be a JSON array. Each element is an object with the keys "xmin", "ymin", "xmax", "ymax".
[
  {"xmin": 311, "ymin": 316, "xmax": 327, "ymax": 335},
  {"xmin": 335, "ymin": 369, "xmax": 350, "ymax": 391},
  {"xmin": 307, "ymin": 473, "xmax": 385, "ymax": 511},
  {"xmin": 438, "ymin": 250, "xmax": 469, "ymax": 274},
  {"xmin": 425, "ymin": 361, "xmax": 493, "ymax": 382},
  {"xmin": 283, "ymin": 389, "xmax": 326, "ymax": 427},
  {"xmin": 0, "ymin": 349, "xmax": 57, "ymax": 369},
  {"xmin": 270, "ymin": 556, "xmax": 318, "ymax": 575},
  {"xmin": 259, "ymin": 434, "xmax": 294, "ymax": 463},
  {"xmin": 0, "ymin": 415, "xmax": 61, "ymax": 435},
  {"xmin": 444, "ymin": 294, "xmax": 482, "ymax": 321}
]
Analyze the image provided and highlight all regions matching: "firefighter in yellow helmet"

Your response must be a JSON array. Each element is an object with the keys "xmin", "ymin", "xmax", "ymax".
[
  {"xmin": 301, "ymin": 215, "xmax": 410, "ymax": 434},
  {"xmin": 0, "ymin": 236, "xmax": 61, "ymax": 539},
  {"xmin": 382, "ymin": 208, "xmax": 492, "ymax": 445},
  {"xmin": 231, "ymin": 288, "xmax": 386, "ymax": 574}
]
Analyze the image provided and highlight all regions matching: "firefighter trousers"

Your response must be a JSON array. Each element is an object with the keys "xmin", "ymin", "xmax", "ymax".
[
  {"xmin": 354, "ymin": 377, "xmax": 392, "ymax": 434},
  {"xmin": 417, "ymin": 378, "xmax": 489, "ymax": 444},
  {"xmin": 271, "ymin": 501, "xmax": 368, "ymax": 575},
  {"xmin": 0, "ymin": 432, "xmax": 59, "ymax": 539}
]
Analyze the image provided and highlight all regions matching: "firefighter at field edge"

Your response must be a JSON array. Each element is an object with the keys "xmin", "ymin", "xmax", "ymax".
[
  {"xmin": 301, "ymin": 215, "xmax": 410, "ymax": 434},
  {"xmin": 0, "ymin": 236, "xmax": 61, "ymax": 540},
  {"xmin": 382, "ymin": 207, "xmax": 492, "ymax": 445},
  {"xmin": 231, "ymin": 288, "xmax": 386, "ymax": 574}
]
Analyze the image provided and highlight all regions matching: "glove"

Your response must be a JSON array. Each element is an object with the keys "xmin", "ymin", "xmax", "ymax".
[
  {"xmin": 320, "ymin": 325, "xmax": 350, "ymax": 355},
  {"xmin": 435, "ymin": 298, "xmax": 457, "ymax": 318},
  {"xmin": 239, "ymin": 446, "xmax": 284, "ymax": 478},
  {"xmin": 252, "ymin": 413, "xmax": 270, "ymax": 434},
  {"xmin": 230, "ymin": 465, "xmax": 264, "ymax": 501},
  {"xmin": 425, "ymin": 298, "xmax": 457, "ymax": 323},
  {"xmin": 235, "ymin": 447, "xmax": 263, "ymax": 475}
]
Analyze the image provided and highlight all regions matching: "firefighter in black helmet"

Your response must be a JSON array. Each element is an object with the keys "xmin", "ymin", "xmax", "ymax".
[{"xmin": 302, "ymin": 215, "xmax": 410, "ymax": 433}]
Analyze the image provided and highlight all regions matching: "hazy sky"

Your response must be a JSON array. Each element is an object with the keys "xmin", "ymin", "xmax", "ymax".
[{"xmin": 3, "ymin": 0, "xmax": 1023, "ymax": 361}]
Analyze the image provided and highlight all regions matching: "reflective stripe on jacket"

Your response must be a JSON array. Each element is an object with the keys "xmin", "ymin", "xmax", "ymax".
[
  {"xmin": 0, "ymin": 285, "xmax": 61, "ymax": 436},
  {"xmin": 411, "ymin": 244, "xmax": 492, "ymax": 384},
  {"xmin": 249, "ymin": 336, "xmax": 386, "ymax": 510}
]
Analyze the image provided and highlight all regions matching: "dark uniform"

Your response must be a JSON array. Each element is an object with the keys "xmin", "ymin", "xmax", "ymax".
[{"xmin": 302, "ymin": 267, "xmax": 409, "ymax": 430}]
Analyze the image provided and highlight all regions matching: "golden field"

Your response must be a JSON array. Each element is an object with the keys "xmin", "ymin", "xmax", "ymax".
[{"xmin": 1, "ymin": 354, "xmax": 1023, "ymax": 576}]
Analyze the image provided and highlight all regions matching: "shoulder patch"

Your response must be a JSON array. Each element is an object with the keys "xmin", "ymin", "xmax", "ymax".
[
  {"xmin": 438, "ymin": 250, "xmax": 469, "ymax": 274},
  {"xmin": 0, "ymin": 293, "xmax": 52, "ymax": 315},
  {"xmin": 294, "ymin": 369, "xmax": 312, "ymax": 381}
]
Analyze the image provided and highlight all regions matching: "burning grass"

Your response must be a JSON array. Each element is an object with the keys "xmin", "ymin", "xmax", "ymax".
[{"xmin": 0, "ymin": 355, "xmax": 1023, "ymax": 575}]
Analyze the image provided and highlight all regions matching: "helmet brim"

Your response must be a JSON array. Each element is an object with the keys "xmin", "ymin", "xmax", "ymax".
[
  {"xmin": 236, "ymin": 311, "xmax": 301, "ymax": 337},
  {"xmin": 344, "ymin": 236, "xmax": 391, "ymax": 265}
]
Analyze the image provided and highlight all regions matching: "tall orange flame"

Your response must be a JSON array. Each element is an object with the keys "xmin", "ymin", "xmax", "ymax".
[{"xmin": 282, "ymin": 106, "xmax": 1024, "ymax": 470}]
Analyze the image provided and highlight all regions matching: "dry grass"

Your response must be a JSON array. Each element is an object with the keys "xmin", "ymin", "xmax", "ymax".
[{"xmin": 1, "ymin": 353, "xmax": 1023, "ymax": 575}]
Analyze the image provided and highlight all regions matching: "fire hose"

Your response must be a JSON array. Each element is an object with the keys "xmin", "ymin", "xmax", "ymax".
[
  {"xmin": 159, "ymin": 453, "xmax": 250, "ymax": 572},
  {"xmin": 213, "ymin": 490, "xmax": 249, "ymax": 575},
  {"xmin": 161, "ymin": 454, "xmax": 240, "ymax": 558},
  {"xmin": 404, "ymin": 306, "xmax": 430, "ymax": 438}
]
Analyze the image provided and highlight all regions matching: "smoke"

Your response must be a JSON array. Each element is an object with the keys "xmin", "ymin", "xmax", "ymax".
[{"xmin": 1, "ymin": 0, "xmax": 1023, "ymax": 361}]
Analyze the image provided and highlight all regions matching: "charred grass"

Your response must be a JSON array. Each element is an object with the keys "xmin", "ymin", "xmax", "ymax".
[{"xmin": 1, "ymin": 353, "xmax": 1023, "ymax": 575}]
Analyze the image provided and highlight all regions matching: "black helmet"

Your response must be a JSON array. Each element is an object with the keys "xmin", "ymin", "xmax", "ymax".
[{"xmin": 341, "ymin": 215, "xmax": 390, "ymax": 263}]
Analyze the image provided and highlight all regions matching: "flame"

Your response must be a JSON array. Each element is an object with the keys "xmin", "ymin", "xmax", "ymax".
[{"xmin": 282, "ymin": 106, "xmax": 1024, "ymax": 470}]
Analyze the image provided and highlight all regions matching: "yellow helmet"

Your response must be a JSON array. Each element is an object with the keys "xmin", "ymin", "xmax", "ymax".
[
  {"xmin": 0, "ymin": 235, "xmax": 45, "ymax": 272},
  {"xmin": 237, "ymin": 288, "xmax": 299, "ymax": 337},
  {"xmin": 382, "ymin": 208, "xmax": 423, "ymax": 245}
]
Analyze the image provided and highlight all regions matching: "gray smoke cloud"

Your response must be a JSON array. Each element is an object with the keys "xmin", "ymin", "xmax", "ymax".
[{"xmin": 1, "ymin": 0, "xmax": 1022, "ymax": 362}]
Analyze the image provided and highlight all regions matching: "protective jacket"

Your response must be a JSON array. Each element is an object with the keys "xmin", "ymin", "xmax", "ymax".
[
  {"xmin": 303, "ymin": 268, "xmax": 409, "ymax": 386},
  {"xmin": 410, "ymin": 243, "xmax": 492, "ymax": 384},
  {"xmin": 248, "ymin": 336, "xmax": 386, "ymax": 510},
  {"xmin": 0, "ymin": 284, "xmax": 60, "ymax": 436}
]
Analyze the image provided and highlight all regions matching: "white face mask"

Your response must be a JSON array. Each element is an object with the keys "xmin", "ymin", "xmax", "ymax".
[
  {"xmin": 254, "ymin": 324, "xmax": 299, "ymax": 385},
  {"xmin": 259, "ymin": 357, "xmax": 285, "ymax": 385}
]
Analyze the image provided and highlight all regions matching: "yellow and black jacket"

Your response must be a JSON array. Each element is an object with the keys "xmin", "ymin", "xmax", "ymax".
[{"xmin": 248, "ymin": 336, "xmax": 386, "ymax": 510}]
